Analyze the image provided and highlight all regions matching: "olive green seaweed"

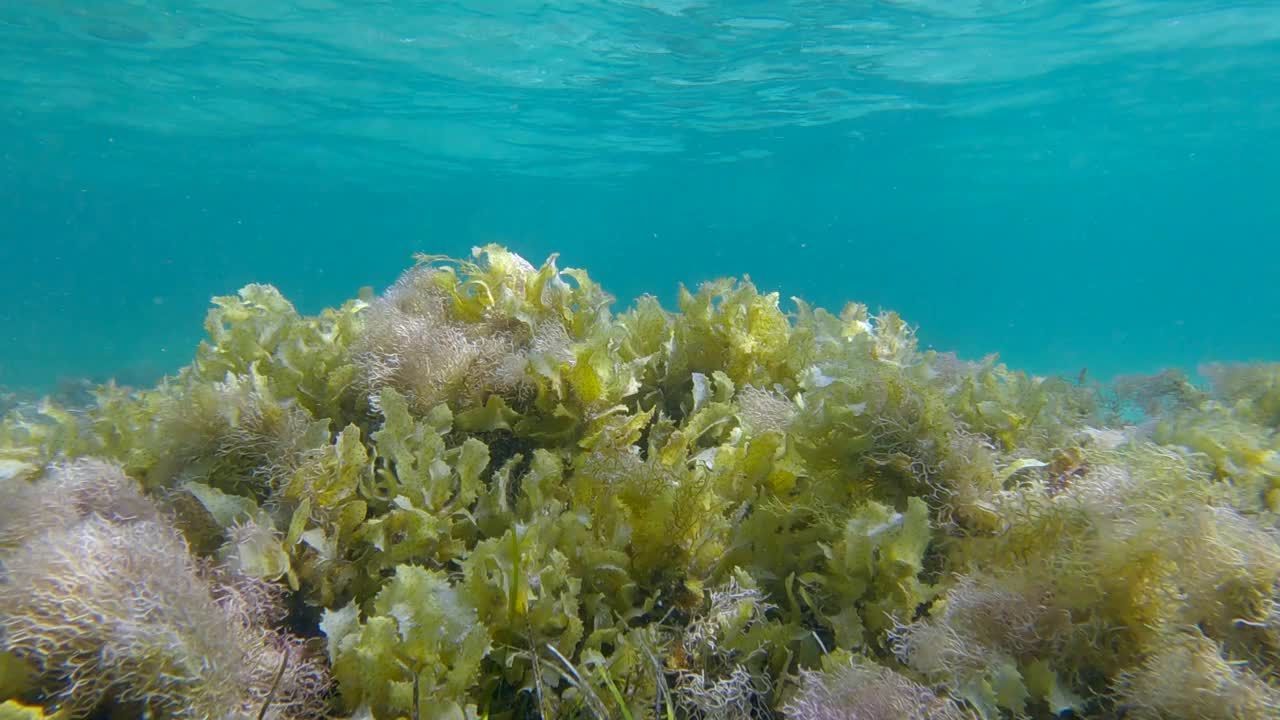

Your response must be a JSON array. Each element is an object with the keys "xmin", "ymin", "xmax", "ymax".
[{"xmin": 2, "ymin": 244, "xmax": 1279, "ymax": 720}]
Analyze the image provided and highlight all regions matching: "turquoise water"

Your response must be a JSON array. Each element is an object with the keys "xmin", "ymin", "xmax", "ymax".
[{"xmin": 1, "ymin": 1, "xmax": 1277, "ymax": 393}]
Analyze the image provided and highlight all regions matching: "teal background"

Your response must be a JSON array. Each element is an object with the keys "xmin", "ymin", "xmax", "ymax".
[{"xmin": 1, "ymin": 1, "xmax": 1278, "ymax": 391}]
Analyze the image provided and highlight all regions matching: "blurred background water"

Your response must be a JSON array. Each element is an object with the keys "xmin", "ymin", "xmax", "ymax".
[{"xmin": 0, "ymin": 1, "xmax": 1277, "ymax": 394}]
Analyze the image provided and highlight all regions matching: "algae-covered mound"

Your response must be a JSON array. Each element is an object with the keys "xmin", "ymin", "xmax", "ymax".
[{"xmin": 2, "ymin": 245, "xmax": 1280, "ymax": 720}]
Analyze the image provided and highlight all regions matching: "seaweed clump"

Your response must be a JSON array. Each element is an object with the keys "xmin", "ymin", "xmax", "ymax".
[
  {"xmin": 1, "ymin": 244, "xmax": 1279, "ymax": 720},
  {"xmin": 0, "ymin": 460, "xmax": 328, "ymax": 719}
]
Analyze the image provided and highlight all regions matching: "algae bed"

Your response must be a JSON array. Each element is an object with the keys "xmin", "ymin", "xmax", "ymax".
[{"xmin": 3, "ymin": 246, "xmax": 1280, "ymax": 720}]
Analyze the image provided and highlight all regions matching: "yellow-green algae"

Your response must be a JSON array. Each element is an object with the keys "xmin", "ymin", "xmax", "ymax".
[{"xmin": 1, "ymin": 245, "xmax": 1279, "ymax": 719}]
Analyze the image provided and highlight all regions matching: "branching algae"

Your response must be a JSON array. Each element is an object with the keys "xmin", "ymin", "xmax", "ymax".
[{"xmin": 2, "ymin": 245, "xmax": 1280, "ymax": 719}]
